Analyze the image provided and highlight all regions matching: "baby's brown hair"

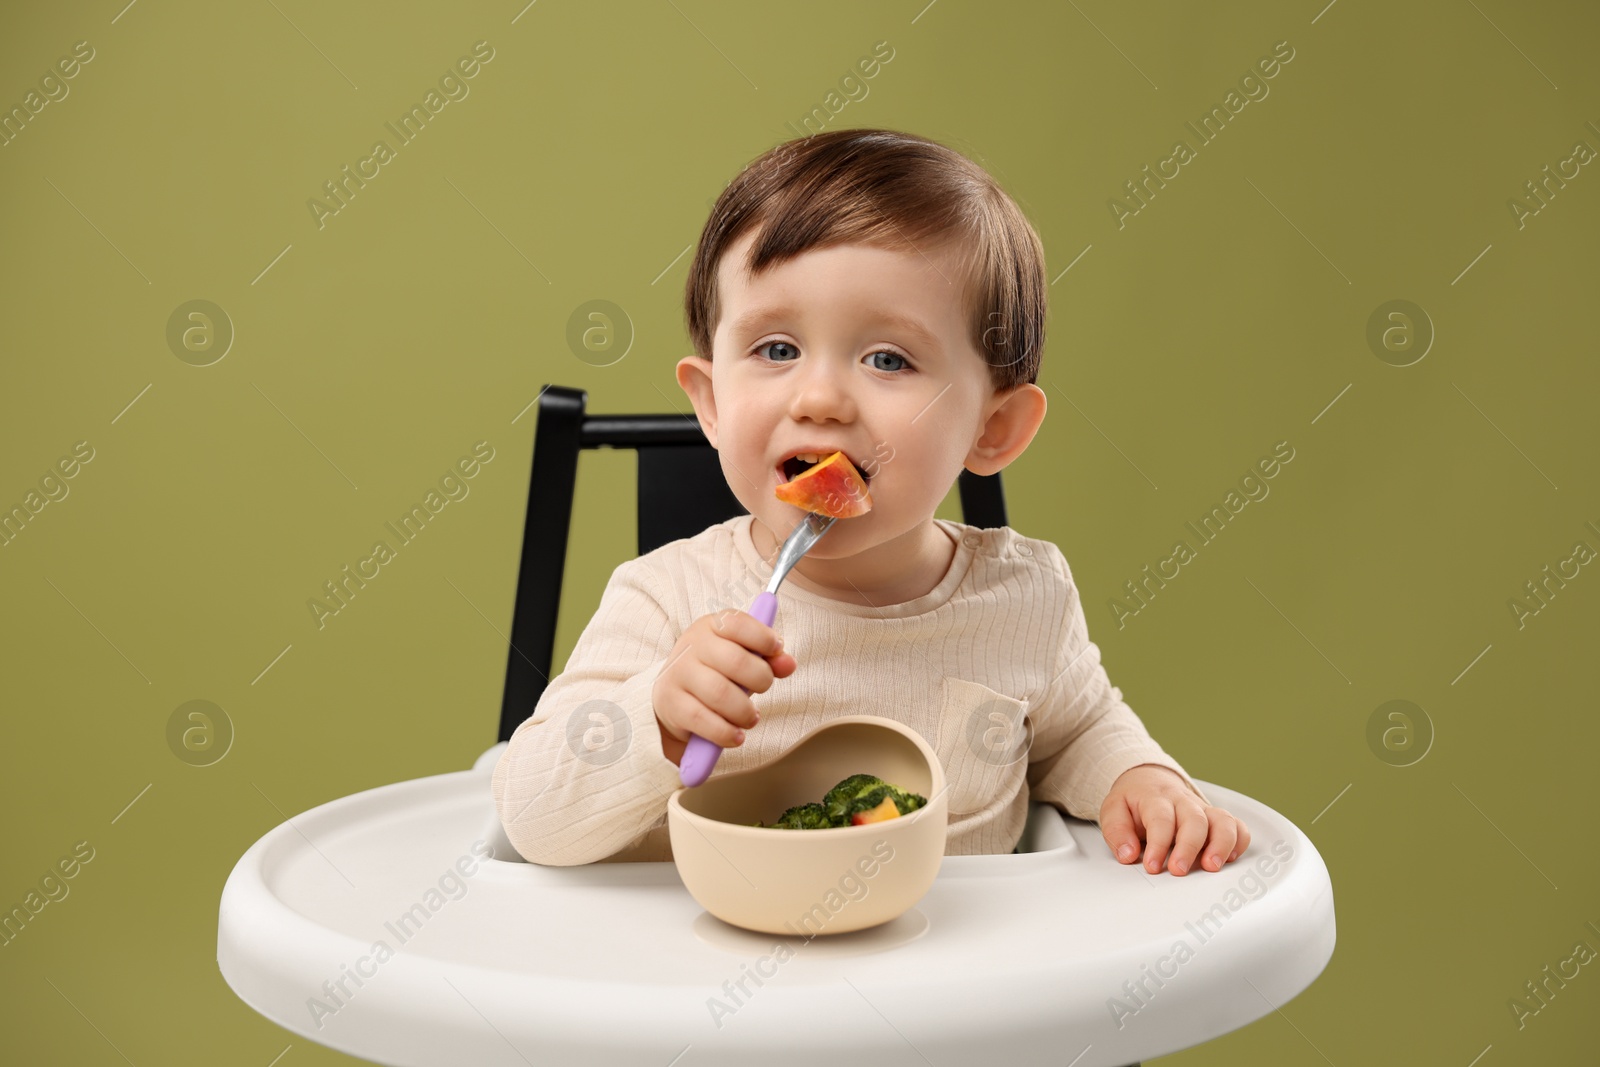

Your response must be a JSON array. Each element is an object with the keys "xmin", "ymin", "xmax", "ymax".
[{"xmin": 684, "ymin": 128, "xmax": 1048, "ymax": 393}]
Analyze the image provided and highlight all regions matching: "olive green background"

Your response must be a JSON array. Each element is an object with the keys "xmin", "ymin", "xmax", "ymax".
[{"xmin": 2, "ymin": 0, "xmax": 1596, "ymax": 1064}]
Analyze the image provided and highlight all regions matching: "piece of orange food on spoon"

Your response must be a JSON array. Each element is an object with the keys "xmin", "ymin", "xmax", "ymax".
[{"xmin": 775, "ymin": 452, "xmax": 873, "ymax": 518}]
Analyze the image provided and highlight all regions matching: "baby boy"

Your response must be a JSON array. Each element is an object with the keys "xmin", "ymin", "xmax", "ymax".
[{"xmin": 493, "ymin": 127, "xmax": 1250, "ymax": 875}]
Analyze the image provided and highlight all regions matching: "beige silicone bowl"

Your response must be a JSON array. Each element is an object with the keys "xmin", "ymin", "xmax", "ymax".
[{"xmin": 667, "ymin": 714, "xmax": 948, "ymax": 936}]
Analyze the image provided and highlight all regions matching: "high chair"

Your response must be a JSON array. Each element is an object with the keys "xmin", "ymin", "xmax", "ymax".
[{"xmin": 218, "ymin": 384, "xmax": 1336, "ymax": 1066}]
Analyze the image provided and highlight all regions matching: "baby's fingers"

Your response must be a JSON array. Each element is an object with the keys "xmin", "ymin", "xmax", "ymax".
[
  {"xmin": 1229, "ymin": 818, "xmax": 1253, "ymax": 863},
  {"xmin": 1099, "ymin": 798, "xmax": 1142, "ymax": 863},
  {"xmin": 1141, "ymin": 798, "xmax": 1177, "ymax": 874},
  {"xmin": 1166, "ymin": 801, "xmax": 1210, "ymax": 876},
  {"xmin": 1200, "ymin": 809, "xmax": 1240, "ymax": 872}
]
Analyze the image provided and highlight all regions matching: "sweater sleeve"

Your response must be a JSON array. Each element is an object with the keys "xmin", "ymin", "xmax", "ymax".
[
  {"xmin": 1026, "ymin": 546, "xmax": 1209, "ymax": 821},
  {"xmin": 491, "ymin": 558, "xmax": 687, "ymax": 865}
]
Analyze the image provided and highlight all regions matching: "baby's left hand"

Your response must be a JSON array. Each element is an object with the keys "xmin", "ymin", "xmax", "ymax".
[{"xmin": 1099, "ymin": 764, "xmax": 1251, "ymax": 876}]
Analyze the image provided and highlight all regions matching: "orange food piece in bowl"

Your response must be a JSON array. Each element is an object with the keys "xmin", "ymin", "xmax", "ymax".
[{"xmin": 850, "ymin": 795, "xmax": 901, "ymax": 825}]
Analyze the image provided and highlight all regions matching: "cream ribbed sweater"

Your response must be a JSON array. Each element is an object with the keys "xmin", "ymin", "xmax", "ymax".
[{"xmin": 492, "ymin": 514, "xmax": 1206, "ymax": 865}]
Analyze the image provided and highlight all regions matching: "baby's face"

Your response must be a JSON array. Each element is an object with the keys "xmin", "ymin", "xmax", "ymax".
[{"xmin": 677, "ymin": 229, "xmax": 998, "ymax": 559}]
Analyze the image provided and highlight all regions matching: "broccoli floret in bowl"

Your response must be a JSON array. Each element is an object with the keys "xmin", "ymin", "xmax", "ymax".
[
  {"xmin": 760, "ymin": 775, "xmax": 930, "ymax": 830},
  {"xmin": 822, "ymin": 773, "xmax": 890, "ymax": 823},
  {"xmin": 769, "ymin": 802, "xmax": 835, "ymax": 830}
]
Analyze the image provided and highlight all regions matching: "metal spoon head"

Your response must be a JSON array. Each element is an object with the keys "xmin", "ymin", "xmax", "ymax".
[{"xmin": 766, "ymin": 512, "xmax": 838, "ymax": 594}]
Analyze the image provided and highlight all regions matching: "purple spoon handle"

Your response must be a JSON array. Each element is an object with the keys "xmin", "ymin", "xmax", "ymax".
[{"xmin": 679, "ymin": 590, "xmax": 779, "ymax": 787}]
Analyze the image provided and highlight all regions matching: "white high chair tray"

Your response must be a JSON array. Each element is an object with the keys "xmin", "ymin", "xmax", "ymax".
[{"xmin": 218, "ymin": 745, "xmax": 1334, "ymax": 1067}]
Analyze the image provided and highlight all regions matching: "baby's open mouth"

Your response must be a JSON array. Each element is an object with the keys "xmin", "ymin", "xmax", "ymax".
[{"xmin": 777, "ymin": 452, "xmax": 872, "ymax": 484}]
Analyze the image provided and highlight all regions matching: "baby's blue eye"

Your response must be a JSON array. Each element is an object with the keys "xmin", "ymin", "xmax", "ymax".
[
  {"xmin": 759, "ymin": 341, "xmax": 799, "ymax": 362},
  {"xmin": 869, "ymin": 350, "xmax": 908, "ymax": 372}
]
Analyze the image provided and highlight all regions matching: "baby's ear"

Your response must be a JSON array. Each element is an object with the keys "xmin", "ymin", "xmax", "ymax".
[
  {"xmin": 966, "ymin": 383, "xmax": 1047, "ymax": 476},
  {"xmin": 675, "ymin": 356, "xmax": 718, "ymax": 445}
]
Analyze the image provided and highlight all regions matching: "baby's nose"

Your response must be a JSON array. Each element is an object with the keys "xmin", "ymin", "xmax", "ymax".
[{"xmin": 787, "ymin": 364, "xmax": 858, "ymax": 419}]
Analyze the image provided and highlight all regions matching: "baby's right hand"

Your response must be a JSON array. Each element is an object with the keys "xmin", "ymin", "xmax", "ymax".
[{"xmin": 652, "ymin": 609, "xmax": 796, "ymax": 763}]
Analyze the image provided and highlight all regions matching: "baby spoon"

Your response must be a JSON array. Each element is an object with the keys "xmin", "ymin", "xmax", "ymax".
[{"xmin": 678, "ymin": 511, "xmax": 838, "ymax": 787}]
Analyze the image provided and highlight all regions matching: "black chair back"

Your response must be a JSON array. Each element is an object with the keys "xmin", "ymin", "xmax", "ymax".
[{"xmin": 497, "ymin": 384, "xmax": 1008, "ymax": 742}]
